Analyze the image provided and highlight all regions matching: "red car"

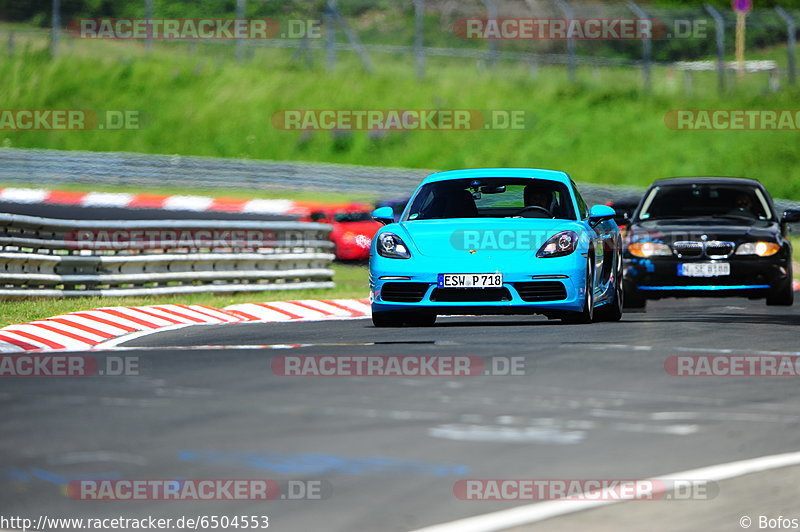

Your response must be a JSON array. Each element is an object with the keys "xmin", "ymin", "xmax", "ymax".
[{"xmin": 299, "ymin": 203, "xmax": 381, "ymax": 261}]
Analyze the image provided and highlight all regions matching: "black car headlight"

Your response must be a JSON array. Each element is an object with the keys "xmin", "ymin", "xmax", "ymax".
[
  {"xmin": 377, "ymin": 232, "xmax": 411, "ymax": 259},
  {"xmin": 735, "ymin": 241, "xmax": 781, "ymax": 257},
  {"xmin": 536, "ymin": 231, "xmax": 578, "ymax": 258},
  {"xmin": 628, "ymin": 242, "xmax": 673, "ymax": 258}
]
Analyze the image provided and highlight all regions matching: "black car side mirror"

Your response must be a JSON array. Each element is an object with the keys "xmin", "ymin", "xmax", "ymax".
[{"xmin": 781, "ymin": 208, "xmax": 800, "ymax": 224}]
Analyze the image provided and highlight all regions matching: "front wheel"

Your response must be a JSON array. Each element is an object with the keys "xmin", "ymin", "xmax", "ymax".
[
  {"xmin": 766, "ymin": 280, "xmax": 794, "ymax": 306},
  {"xmin": 623, "ymin": 285, "xmax": 647, "ymax": 309},
  {"xmin": 562, "ymin": 261, "xmax": 594, "ymax": 324},
  {"xmin": 372, "ymin": 312, "xmax": 405, "ymax": 327},
  {"xmin": 595, "ymin": 274, "xmax": 623, "ymax": 322}
]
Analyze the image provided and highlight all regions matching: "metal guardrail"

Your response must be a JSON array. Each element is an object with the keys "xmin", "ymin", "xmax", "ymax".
[
  {"xmin": 2, "ymin": 147, "xmax": 798, "ymax": 211},
  {"xmin": 0, "ymin": 147, "xmax": 432, "ymax": 197},
  {"xmin": 0, "ymin": 212, "xmax": 335, "ymax": 298}
]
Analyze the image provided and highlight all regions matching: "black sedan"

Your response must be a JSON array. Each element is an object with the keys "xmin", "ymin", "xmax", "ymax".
[{"xmin": 623, "ymin": 177, "xmax": 800, "ymax": 309}]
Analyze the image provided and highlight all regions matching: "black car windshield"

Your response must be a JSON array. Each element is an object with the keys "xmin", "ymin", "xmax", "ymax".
[
  {"xmin": 403, "ymin": 178, "xmax": 577, "ymax": 221},
  {"xmin": 333, "ymin": 211, "xmax": 372, "ymax": 222},
  {"xmin": 638, "ymin": 183, "xmax": 774, "ymax": 222}
]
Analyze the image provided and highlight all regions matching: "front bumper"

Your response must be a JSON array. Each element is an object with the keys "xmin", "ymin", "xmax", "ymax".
[
  {"xmin": 623, "ymin": 255, "xmax": 791, "ymax": 299},
  {"xmin": 370, "ymin": 254, "xmax": 588, "ymax": 314}
]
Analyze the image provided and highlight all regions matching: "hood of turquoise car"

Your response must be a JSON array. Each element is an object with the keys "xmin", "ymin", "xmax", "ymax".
[{"xmin": 397, "ymin": 218, "xmax": 578, "ymax": 259}]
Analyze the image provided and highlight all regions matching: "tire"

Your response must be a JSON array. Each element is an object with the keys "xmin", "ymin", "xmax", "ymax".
[
  {"xmin": 595, "ymin": 272, "xmax": 624, "ymax": 322},
  {"xmin": 371, "ymin": 312, "xmax": 406, "ymax": 327},
  {"xmin": 562, "ymin": 260, "xmax": 595, "ymax": 324},
  {"xmin": 766, "ymin": 281, "xmax": 794, "ymax": 306},
  {"xmin": 623, "ymin": 285, "xmax": 647, "ymax": 309}
]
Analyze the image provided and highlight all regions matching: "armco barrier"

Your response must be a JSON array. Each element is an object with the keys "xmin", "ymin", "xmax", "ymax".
[{"xmin": 0, "ymin": 212, "xmax": 334, "ymax": 298}]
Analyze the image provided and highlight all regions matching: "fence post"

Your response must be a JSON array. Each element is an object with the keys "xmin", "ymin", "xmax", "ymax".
[
  {"xmin": 555, "ymin": 0, "xmax": 576, "ymax": 82},
  {"xmin": 414, "ymin": 0, "xmax": 425, "ymax": 79},
  {"xmin": 236, "ymin": 0, "xmax": 246, "ymax": 61},
  {"xmin": 776, "ymin": 6, "xmax": 797, "ymax": 85},
  {"xmin": 333, "ymin": 6, "xmax": 374, "ymax": 72},
  {"xmin": 704, "ymin": 4, "xmax": 726, "ymax": 94},
  {"xmin": 145, "ymin": 0, "xmax": 153, "ymax": 52},
  {"xmin": 482, "ymin": 0, "xmax": 498, "ymax": 68},
  {"xmin": 325, "ymin": 0, "xmax": 337, "ymax": 70},
  {"xmin": 628, "ymin": 1, "xmax": 651, "ymax": 92},
  {"xmin": 51, "ymin": 0, "xmax": 60, "ymax": 57}
]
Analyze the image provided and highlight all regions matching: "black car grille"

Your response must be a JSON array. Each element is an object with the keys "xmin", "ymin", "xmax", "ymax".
[
  {"xmin": 671, "ymin": 240, "xmax": 735, "ymax": 259},
  {"xmin": 671, "ymin": 242, "xmax": 703, "ymax": 258},
  {"xmin": 381, "ymin": 282, "xmax": 429, "ymax": 302},
  {"xmin": 430, "ymin": 287, "xmax": 512, "ymax": 302},
  {"xmin": 514, "ymin": 281, "xmax": 568, "ymax": 302},
  {"xmin": 704, "ymin": 241, "xmax": 735, "ymax": 258}
]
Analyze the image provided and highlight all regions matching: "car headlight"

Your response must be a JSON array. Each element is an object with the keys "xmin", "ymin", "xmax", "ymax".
[
  {"xmin": 377, "ymin": 232, "xmax": 411, "ymax": 259},
  {"xmin": 735, "ymin": 241, "xmax": 781, "ymax": 257},
  {"xmin": 536, "ymin": 231, "xmax": 578, "ymax": 258},
  {"xmin": 628, "ymin": 242, "xmax": 672, "ymax": 258}
]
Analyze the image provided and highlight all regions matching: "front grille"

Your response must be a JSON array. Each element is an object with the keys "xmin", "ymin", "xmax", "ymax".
[
  {"xmin": 381, "ymin": 282, "xmax": 429, "ymax": 302},
  {"xmin": 704, "ymin": 241, "xmax": 735, "ymax": 258},
  {"xmin": 672, "ymin": 241, "xmax": 703, "ymax": 258},
  {"xmin": 514, "ymin": 281, "xmax": 568, "ymax": 302},
  {"xmin": 430, "ymin": 287, "xmax": 512, "ymax": 302},
  {"xmin": 671, "ymin": 241, "xmax": 735, "ymax": 259}
]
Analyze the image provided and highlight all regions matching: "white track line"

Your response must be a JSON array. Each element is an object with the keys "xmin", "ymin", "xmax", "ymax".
[{"xmin": 410, "ymin": 450, "xmax": 800, "ymax": 532}]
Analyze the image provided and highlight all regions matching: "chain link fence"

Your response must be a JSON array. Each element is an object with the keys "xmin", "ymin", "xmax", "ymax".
[{"xmin": 3, "ymin": 0, "xmax": 799, "ymax": 91}]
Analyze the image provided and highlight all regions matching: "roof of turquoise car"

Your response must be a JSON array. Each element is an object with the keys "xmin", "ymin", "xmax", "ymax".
[{"xmin": 421, "ymin": 168, "xmax": 571, "ymax": 185}]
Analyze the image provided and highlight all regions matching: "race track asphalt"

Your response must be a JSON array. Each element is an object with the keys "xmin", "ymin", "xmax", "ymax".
[{"xmin": 2, "ymin": 298, "xmax": 800, "ymax": 531}]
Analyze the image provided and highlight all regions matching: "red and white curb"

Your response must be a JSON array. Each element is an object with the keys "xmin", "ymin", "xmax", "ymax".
[
  {"xmin": 0, "ymin": 299, "xmax": 371, "ymax": 353},
  {"xmin": 0, "ymin": 187, "xmax": 305, "ymax": 215}
]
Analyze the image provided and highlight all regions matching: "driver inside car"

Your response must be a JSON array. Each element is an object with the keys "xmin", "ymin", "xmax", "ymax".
[{"xmin": 517, "ymin": 184, "xmax": 555, "ymax": 218}]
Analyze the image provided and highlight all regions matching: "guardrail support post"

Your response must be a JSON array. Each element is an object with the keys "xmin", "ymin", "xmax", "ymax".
[
  {"xmin": 555, "ymin": 0, "xmax": 577, "ymax": 82},
  {"xmin": 776, "ymin": 6, "xmax": 797, "ymax": 85},
  {"xmin": 628, "ymin": 1, "xmax": 651, "ymax": 93},
  {"xmin": 704, "ymin": 4, "xmax": 726, "ymax": 94}
]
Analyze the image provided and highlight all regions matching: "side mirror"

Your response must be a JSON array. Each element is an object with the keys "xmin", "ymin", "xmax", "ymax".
[
  {"xmin": 372, "ymin": 206, "xmax": 395, "ymax": 225},
  {"xmin": 781, "ymin": 208, "xmax": 800, "ymax": 224},
  {"xmin": 588, "ymin": 204, "xmax": 616, "ymax": 226}
]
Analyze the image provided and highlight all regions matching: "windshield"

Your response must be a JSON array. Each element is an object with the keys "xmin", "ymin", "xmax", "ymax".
[
  {"xmin": 403, "ymin": 178, "xmax": 577, "ymax": 221},
  {"xmin": 638, "ymin": 183, "xmax": 774, "ymax": 222}
]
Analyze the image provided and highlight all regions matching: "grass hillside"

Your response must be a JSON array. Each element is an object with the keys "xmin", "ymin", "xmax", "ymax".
[{"xmin": 1, "ymin": 29, "xmax": 799, "ymax": 199}]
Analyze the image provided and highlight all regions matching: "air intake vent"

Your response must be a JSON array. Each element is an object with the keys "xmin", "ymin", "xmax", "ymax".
[
  {"xmin": 514, "ymin": 281, "xmax": 568, "ymax": 302},
  {"xmin": 381, "ymin": 282, "xmax": 429, "ymax": 302}
]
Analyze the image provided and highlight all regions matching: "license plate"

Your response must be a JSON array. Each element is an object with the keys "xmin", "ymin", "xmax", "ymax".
[
  {"xmin": 678, "ymin": 262, "xmax": 731, "ymax": 277},
  {"xmin": 438, "ymin": 273, "xmax": 503, "ymax": 288}
]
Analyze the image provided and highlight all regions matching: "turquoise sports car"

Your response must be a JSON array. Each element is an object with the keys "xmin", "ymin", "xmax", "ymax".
[{"xmin": 369, "ymin": 168, "xmax": 623, "ymax": 326}]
